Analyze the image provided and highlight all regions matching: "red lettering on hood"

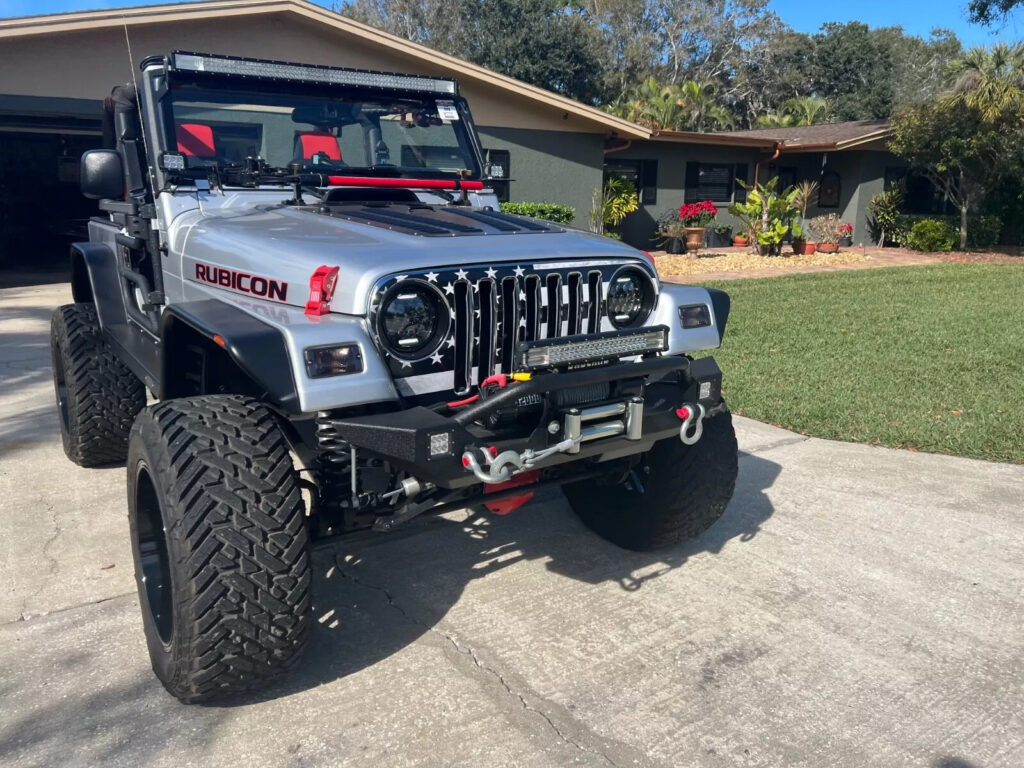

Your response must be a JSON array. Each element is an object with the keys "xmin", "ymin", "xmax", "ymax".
[{"xmin": 193, "ymin": 262, "xmax": 288, "ymax": 302}]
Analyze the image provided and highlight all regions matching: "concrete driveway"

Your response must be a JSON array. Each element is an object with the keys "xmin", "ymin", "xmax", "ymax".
[{"xmin": 1, "ymin": 283, "xmax": 1022, "ymax": 768}]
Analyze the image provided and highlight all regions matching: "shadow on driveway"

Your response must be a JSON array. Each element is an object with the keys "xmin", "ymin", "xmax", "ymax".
[
  {"xmin": 225, "ymin": 449, "xmax": 780, "ymax": 706},
  {"xmin": 0, "ymin": 451, "xmax": 779, "ymax": 766}
]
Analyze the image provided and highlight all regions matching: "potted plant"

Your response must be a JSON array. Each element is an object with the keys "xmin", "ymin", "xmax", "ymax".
[
  {"xmin": 708, "ymin": 224, "xmax": 733, "ymax": 248},
  {"xmin": 733, "ymin": 232, "xmax": 749, "ymax": 248},
  {"xmin": 839, "ymin": 221, "xmax": 854, "ymax": 247},
  {"xmin": 679, "ymin": 200, "xmax": 718, "ymax": 254},
  {"xmin": 792, "ymin": 180, "xmax": 819, "ymax": 255},
  {"xmin": 791, "ymin": 219, "xmax": 816, "ymax": 255},
  {"xmin": 810, "ymin": 213, "xmax": 846, "ymax": 253},
  {"xmin": 655, "ymin": 219, "xmax": 688, "ymax": 254},
  {"xmin": 728, "ymin": 178, "xmax": 800, "ymax": 257}
]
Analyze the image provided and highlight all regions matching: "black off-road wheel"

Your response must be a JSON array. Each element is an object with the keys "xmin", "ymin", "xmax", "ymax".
[
  {"xmin": 564, "ymin": 411, "xmax": 739, "ymax": 551},
  {"xmin": 50, "ymin": 303, "xmax": 146, "ymax": 466},
  {"xmin": 127, "ymin": 395, "xmax": 311, "ymax": 704}
]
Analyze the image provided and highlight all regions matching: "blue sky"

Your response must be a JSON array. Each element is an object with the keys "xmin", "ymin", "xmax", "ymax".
[
  {"xmin": 768, "ymin": 0, "xmax": 1021, "ymax": 46},
  {"xmin": 1, "ymin": 0, "xmax": 1020, "ymax": 47}
]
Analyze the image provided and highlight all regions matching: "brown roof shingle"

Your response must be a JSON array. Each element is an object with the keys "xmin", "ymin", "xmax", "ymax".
[{"xmin": 711, "ymin": 120, "xmax": 891, "ymax": 148}]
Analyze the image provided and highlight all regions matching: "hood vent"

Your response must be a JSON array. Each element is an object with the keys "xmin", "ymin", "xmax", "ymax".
[{"xmin": 320, "ymin": 203, "xmax": 565, "ymax": 237}]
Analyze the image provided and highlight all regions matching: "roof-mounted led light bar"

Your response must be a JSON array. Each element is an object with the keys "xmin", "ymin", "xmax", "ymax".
[{"xmin": 168, "ymin": 51, "xmax": 458, "ymax": 95}]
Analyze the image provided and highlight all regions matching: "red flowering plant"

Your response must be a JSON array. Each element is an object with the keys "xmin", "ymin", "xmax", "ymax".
[
  {"xmin": 679, "ymin": 200, "xmax": 719, "ymax": 228},
  {"xmin": 839, "ymin": 222, "xmax": 854, "ymax": 237}
]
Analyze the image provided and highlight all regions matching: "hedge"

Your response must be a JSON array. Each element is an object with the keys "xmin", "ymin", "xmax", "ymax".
[
  {"xmin": 499, "ymin": 202, "xmax": 575, "ymax": 225},
  {"xmin": 892, "ymin": 214, "xmax": 1002, "ymax": 250}
]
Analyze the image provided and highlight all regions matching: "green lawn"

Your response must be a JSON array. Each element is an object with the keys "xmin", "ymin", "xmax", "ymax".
[{"xmin": 700, "ymin": 263, "xmax": 1024, "ymax": 464}]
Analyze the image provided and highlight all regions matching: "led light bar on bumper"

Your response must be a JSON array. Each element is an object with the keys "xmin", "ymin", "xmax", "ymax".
[
  {"xmin": 169, "ymin": 52, "xmax": 458, "ymax": 94},
  {"xmin": 518, "ymin": 327, "xmax": 668, "ymax": 371}
]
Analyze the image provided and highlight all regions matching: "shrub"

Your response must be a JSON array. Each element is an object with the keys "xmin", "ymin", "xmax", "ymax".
[
  {"xmin": 808, "ymin": 213, "xmax": 850, "ymax": 244},
  {"xmin": 966, "ymin": 216, "xmax": 1002, "ymax": 249},
  {"xmin": 892, "ymin": 214, "xmax": 1003, "ymax": 249},
  {"xmin": 904, "ymin": 218, "xmax": 956, "ymax": 252},
  {"xmin": 499, "ymin": 202, "xmax": 575, "ymax": 224},
  {"xmin": 867, "ymin": 188, "xmax": 903, "ymax": 246}
]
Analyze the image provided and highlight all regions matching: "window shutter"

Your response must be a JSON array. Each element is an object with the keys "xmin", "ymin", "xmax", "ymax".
[
  {"xmin": 641, "ymin": 159, "xmax": 658, "ymax": 205},
  {"xmin": 684, "ymin": 162, "xmax": 699, "ymax": 202},
  {"xmin": 733, "ymin": 163, "xmax": 749, "ymax": 203}
]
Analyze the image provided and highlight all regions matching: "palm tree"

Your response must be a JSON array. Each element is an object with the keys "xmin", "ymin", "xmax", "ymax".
[
  {"xmin": 942, "ymin": 42, "xmax": 1024, "ymax": 122},
  {"xmin": 676, "ymin": 80, "xmax": 732, "ymax": 132},
  {"xmin": 609, "ymin": 78, "xmax": 736, "ymax": 132},
  {"xmin": 754, "ymin": 112, "xmax": 797, "ymax": 128},
  {"xmin": 782, "ymin": 96, "xmax": 832, "ymax": 126}
]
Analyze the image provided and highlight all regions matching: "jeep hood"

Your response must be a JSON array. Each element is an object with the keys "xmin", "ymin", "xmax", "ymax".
[{"xmin": 170, "ymin": 198, "xmax": 653, "ymax": 316}]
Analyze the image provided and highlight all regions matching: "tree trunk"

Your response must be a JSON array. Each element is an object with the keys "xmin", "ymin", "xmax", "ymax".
[{"xmin": 959, "ymin": 170, "xmax": 968, "ymax": 251}]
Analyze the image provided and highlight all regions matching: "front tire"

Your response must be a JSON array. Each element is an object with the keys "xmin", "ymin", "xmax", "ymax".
[
  {"xmin": 564, "ymin": 411, "xmax": 738, "ymax": 551},
  {"xmin": 127, "ymin": 395, "xmax": 311, "ymax": 703},
  {"xmin": 50, "ymin": 303, "xmax": 146, "ymax": 466}
]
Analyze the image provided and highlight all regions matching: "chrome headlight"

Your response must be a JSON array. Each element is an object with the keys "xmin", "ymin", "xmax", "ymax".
[
  {"xmin": 376, "ymin": 279, "xmax": 450, "ymax": 360},
  {"xmin": 606, "ymin": 267, "xmax": 656, "ymax": 328}
]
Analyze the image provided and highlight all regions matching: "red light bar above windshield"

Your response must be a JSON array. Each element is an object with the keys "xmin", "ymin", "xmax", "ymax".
[{"xmin": 315, "ymin": 176, "xmax": 484, "ymax": 191}]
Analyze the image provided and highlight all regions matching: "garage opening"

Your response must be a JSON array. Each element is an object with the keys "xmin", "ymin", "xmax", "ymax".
[{"xmin": 0, "ymin": 97, "xmax": 104, "ymax": 285}]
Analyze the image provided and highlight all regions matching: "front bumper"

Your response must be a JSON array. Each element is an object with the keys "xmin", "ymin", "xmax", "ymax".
[{"xmin": 319, "ymin": 355, "xmax": 725, "ymax": 489}]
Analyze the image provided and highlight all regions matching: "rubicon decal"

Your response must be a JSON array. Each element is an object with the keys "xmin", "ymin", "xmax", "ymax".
[{"xmin": 194, "ymin": 263, "xmax": 288, "ymax": 302}]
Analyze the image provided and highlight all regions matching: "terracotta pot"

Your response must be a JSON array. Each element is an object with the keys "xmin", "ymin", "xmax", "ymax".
[
  {"xmin": 817, "ymin": 242, "xmax": 839, "ymax": 253},
  {"xmin": 792, "ymin": 240, "xmax": 817, "ymax": 255},
  {"xmin": 684, "ymin": 227, "xmax": 706, "ymax": 252},
  {"xmin": 732, "ymin": 236, "xmax": 749, "ymax": 248}
]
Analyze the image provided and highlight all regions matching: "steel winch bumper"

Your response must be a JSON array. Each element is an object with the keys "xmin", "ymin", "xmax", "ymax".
[{"xmin": 318, "ymin": 355, "xmax": 726, "ymax": 489}]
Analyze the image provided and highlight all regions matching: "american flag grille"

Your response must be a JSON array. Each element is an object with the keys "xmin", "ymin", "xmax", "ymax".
[{"xmin": 369, "ymin": 261, "xmax": 654, "ymax": 395}]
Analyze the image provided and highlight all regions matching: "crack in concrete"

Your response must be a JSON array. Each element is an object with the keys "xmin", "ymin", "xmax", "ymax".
[
  {"xmin": 15, "ymin": 501, "xmax": 62, "ymax": 621},
  {"xmin": 6, "ymin": 591, "xmax": 137, "ymax": 627},
  {"xmin": 739, "ymin": 434, "xmax": 811, "ymax": 456},
  {"xmin": 334, "ymin": 558, "xmax": 624, "ymax": 767}
]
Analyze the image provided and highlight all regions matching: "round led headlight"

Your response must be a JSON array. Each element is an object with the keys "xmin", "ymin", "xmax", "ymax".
[
  {"xmin": 606, "ymin": 267, "xmax": 655, "ymax": 328},
  {"xmin": 376, "ymin": 279, "xmax": 450, "ymax": 360}
]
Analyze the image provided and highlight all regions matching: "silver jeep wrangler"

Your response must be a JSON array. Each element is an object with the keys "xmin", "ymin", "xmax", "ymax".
[{"xmin": 51, "ymin": 51, "xmax": 738, "ymax": 703}]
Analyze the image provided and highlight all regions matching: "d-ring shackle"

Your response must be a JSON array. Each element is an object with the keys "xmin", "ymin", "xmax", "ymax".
[{"xmin": 678, "ymin": 403, "xmax": 706, "ymax": 445}]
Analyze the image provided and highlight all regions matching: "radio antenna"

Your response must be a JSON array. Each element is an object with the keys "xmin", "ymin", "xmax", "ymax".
[{"xmin": 122, "ymin": 19, "xmax": 151, "ymax": 166}]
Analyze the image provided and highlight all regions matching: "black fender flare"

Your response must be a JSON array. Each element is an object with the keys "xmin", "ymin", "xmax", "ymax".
[
  {"xmin": 70, "ymin": 242, "xmax": 115, "ymax": 305},
  {"xmin": 160, "ymin": 301, "xmax": 300, "ymax": 413}
]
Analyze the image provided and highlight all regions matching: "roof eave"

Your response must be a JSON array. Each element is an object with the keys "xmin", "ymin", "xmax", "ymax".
[
  {"xmin": 649, "ymin": 130, "xmax": 777, "ymax": 148},
  {"xmin": 0, "ymin": 0, "xmax": 651, "ymax": 139}
]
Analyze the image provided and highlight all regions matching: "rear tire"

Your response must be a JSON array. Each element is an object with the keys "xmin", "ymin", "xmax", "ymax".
[
  {"xmin": 127, "ymin": 395, "xmax": 311, "ymax": 703},
  {"xmin": 50, "ymin": 303, "xmax": 146, "ymax": 466},
  {"xmin": 564, "ymin": 411, "xmax": 738, "ymax": 551}
]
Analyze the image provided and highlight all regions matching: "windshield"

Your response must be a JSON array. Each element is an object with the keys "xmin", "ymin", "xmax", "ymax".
[{"xmin": 164, "ymin": 84, "xmax": 481, "ymax": 179}]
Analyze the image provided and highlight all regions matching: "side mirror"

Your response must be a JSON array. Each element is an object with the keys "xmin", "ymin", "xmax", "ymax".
[{"xmin": 80, "ymin": 149, "xmax": 124, "ymax": 200}]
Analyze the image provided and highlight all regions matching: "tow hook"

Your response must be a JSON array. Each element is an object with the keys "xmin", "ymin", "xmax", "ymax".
[
  {"xmin": 461, "ymin": 438, "xmax": 577, "ymax": 484},
  {"xmin": 676, "ymin": 403, "xmax": 706, "ymax": 445}
]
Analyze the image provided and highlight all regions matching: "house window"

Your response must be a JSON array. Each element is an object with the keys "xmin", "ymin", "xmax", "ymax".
[
  {"xmin": 685, "ymin": 162, "xmax": 748, "ymax": 203},
  {"xmin": 776, "ymin": 166, "xmax": 798, "ymax": 192},
  {"xmin": 818, "ymin": 170, "xmax": 841, "ymax": 208},
  {"xmin": 604, "ymin": 158, "xmax": 658, "ymax": 205}
]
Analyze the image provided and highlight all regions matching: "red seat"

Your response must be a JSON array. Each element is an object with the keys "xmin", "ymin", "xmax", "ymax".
[
  {"xmin": 296, "ymin": 130, "xmax": 342, "ymax": 161},
  {"xmin": 176, "ymin": 123, "xmax": 216, "ymax": 157}
]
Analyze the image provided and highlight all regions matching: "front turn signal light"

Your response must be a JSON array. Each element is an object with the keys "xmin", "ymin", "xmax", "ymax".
[{"xmin": 304, "ymin": 343, "xmax": 363, "ymax": 378}]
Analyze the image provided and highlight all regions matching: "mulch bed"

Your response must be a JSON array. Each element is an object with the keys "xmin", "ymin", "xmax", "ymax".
[
  {"xmin": 653, "ymin": 246, "xmax": 1021, "ymax": 280},
  {"xmin": 654, "ymin": 249, "xmax": 868, "ymax": 276}
]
